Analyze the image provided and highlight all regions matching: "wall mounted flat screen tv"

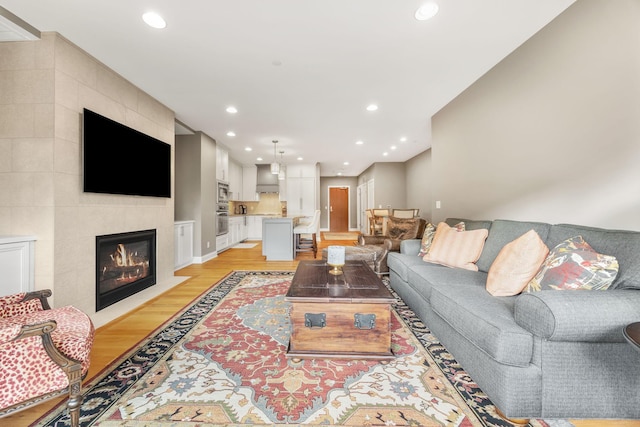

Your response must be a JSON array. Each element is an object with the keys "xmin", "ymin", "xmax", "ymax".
[{"xmin": 83, "ymin": 108, "xmax": 171, "ymax": 198}]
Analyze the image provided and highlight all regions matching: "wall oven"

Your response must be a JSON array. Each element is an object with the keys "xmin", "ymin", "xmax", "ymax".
[
  {"xmin": 217, "ymin": 181, "xmax": 229, "ymax": 204},
  {"xmin": 216, "ymin": 203, "xmax": 229, "ymax": 236}
]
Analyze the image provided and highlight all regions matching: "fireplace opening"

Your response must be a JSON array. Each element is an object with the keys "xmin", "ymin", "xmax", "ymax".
[{"xmin": 96, "ymin": 229, "xmax": 156, "ymax": 311}]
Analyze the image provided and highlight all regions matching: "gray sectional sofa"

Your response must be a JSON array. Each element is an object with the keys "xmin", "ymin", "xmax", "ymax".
[{"xmin": 387, "ymin": 218, "xmax": 640, "ymax": 420}]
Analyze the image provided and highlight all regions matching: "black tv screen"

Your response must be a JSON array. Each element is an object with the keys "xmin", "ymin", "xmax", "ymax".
[{"xmin": 83, "ymin": 108, "xmax": 171, "ymax": 198}]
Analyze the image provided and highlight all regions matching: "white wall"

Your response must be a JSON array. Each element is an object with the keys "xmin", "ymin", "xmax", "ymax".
[{"xmin": 431, "ymin": 0, "xmax": 640, "ymax": 231}]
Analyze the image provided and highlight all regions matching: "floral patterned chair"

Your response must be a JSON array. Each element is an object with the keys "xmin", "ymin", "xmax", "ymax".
[{"xmin": 0, "ymin": 290, "xmax": 94, "ymax": 427}]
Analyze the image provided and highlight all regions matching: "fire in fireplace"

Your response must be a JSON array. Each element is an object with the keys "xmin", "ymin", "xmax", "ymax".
[{"xmin": 96, "ymin": 229, "xmax": 156, "ymax": 311}]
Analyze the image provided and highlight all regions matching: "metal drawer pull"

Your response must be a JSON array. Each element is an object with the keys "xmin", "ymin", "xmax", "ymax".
[
  {"xmin": 354, "ymin": 313, "xmax": 376, "ymax": 330},
  {"xmin": 304, "ymin": 313, "xmax": 326, "ymax": 328}
]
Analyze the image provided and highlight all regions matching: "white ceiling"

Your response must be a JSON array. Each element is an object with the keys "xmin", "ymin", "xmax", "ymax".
[{"xmin": 1, "ymin": 1, "xmax": 575, "ymax": 176}]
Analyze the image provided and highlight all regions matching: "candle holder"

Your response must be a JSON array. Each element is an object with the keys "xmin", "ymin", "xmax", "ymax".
[{"xmin": 326, "ymin": 245, "xmax": 345, "ymax": 275}]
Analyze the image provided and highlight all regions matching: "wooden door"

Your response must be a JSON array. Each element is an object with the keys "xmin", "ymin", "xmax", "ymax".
[{"xmin": 329, "ymin": 187, "xmax": 349, "ymax": 232}]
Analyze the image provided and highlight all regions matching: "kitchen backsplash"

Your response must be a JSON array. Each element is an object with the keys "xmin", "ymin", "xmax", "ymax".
[{"xmin": 230, "ymin": 193, "xmax": 286, "ymax": 215}]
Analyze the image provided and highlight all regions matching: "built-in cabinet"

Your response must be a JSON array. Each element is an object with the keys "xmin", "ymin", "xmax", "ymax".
[
  {"xmin": 174, "ymin": 221, "xmax": 194, "ymax": 270},
  {"xmin": 285, "ymin": 164, "xmax": 317, "ymax": 216},
  {"xmin": 228, "ymin": 160, "xmax": 242, "ymax": 200},
  {"xmin": 229, "ymin": 216, "xmax": 248, "ymax": 246},
  {"xmin": 246, "ymin": 215, "xmax": 264, "ymax": 240},
  {"xmin": 241, "ymin": 165, "xmax": 258, "ymax": 201},
  {"xmin": 0, "ymin": 236, "xmax": 36, "ymax": 297},
  {"xmin": 216, "ymin": 145, "xmax": 229, "ymax": 182}
]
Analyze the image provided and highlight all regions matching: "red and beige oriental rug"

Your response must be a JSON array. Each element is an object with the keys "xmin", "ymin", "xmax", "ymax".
[{"xmin": 34, "ymin": 271, "xmax": 571, "ymax": 427}]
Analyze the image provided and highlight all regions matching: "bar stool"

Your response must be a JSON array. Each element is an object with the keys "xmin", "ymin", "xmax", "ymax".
[{"xmin": 294, "ymin": 210, "xmax": 321, "ymax": 257}]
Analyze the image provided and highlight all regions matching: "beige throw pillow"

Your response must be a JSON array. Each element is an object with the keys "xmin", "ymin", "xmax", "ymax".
[
  {"xmin": 418, "ymin": 221, "xmax": 465, "ymax": 257},
  {"xmin": 486, "ymin": 230, "xmax": 549, "ymax": 296},
  {"xmin": 423, "ymin": 222, "xmax": 488, "ymax": 271}
]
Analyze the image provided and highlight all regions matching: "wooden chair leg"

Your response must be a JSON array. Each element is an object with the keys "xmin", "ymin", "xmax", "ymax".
[{"xmin": 312, "ymin": 233, "xmax": 317, "ymax": 258}]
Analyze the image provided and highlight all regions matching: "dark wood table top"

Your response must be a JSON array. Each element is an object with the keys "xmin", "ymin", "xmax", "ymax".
[
  {"xmin": 285, "ymin": 260, "xmax": 394, "ymax": 303},
  {"xmin": 624, "ymin": 322, "xmax": 640, "ymax": 353}
]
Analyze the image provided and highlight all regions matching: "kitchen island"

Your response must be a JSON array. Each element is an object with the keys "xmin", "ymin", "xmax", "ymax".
[{"xmin": 262, "ymin": 217, "xmax": 300, "ymax": 261}]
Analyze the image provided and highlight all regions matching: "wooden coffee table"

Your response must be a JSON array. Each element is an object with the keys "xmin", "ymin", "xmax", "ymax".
[
  {"xmin": 624, "ymin": 322, "xmax": 640, "ymax": 353},
  {"xmin": 285, "ymin": 260, "xmax": 395, "ymax": 361}
]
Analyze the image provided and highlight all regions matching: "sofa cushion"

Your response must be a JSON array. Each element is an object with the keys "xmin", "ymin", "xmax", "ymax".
[
  {"xmin": 546, "ymin": 224, "xmax": 640, "ymax": 290},
  {"xmin": 405, "ymin": 263, "xmax": 485, "ymax": 301},
  {"xmin": 423, "ymin": 222, "xmax": 488, "ymax": 271},
  {"xmin": 475, "ymin": 219, "xmax": 551, "ymax": 273},
  {"xmin": 387, "ymin": 252, "xmax": 428, "ymax": 283},
  {"xmin": 430, "ymin": 284, "xmax": 534, "ymax": 367},
  {"xmin": 526, "ymin": 235, "xmax": 619, "ymax": 292},
  {"xmin": 486, "ymin": 230, "xmax": 549, "ymax": 296}
]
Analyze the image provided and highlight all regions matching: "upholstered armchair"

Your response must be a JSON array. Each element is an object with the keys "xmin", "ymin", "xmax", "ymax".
[
  {"xmin": 0, "ymin": 290, "xmax": 94, "ymax": 427},
  {"xmin": 359, "ymin": 216, "xmax": 426, "ymax": 252}
]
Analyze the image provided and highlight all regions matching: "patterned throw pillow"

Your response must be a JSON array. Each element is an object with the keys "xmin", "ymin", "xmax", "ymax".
[
  {"xmin": 423, "ymin": 222, "xmax": 488, "ymax": 271},
  {"xmin": 526, "ymin": 235, "xmax": 619, "ymax": 292},
  {"xmin": 486, "ymin": 230, "xmax": 549, "ymax": 296},
  {"xmin": 418, "ymin": 221, "xmax": 464, "ymax": 257},
  {"xmin": 386, "ymin": 216, "xmax": 421, "ymax": 240}
]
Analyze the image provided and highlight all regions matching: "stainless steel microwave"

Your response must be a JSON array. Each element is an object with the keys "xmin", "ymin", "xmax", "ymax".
[{"xmin": 217, "ymin": 181, "xmax": 229, "ymax": 203}]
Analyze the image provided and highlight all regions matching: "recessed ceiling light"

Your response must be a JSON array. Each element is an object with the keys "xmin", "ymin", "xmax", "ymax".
[
  {"xmin": 400, "ymin": 137, "xmax": 407, "ymax": 142},
  {"xmin": 383, "ymin": 152, "xmax": 389, "ymax": 156},
  {"xmin": 142, "ymin": 12, "xmax": 166, "ymax": 29},
  {"xmin": 343, "ymin": 161, "xmax": 350, "ymax": 166},
  {"xmin": 257, "ymin": 157, "xmax": 263, "ymax": 161},
  {"xmin": 391, "ymin": 145, "xmax": 397, "ymax": 150},
  {"xmin": 226, "ymin": 131, "xmax": 236, "ymax": 137},
  {"xmin": 415, "ymin": 2, "xmax": 439, "ymax": 21},
  {"xmin": 226, "ymin": 106, "xmax": 238, "ymax": 114},
  {"xmin": 337, "ymin": 172, "xmax": 343, "ymax": 176},
  {"xmin": 356, "ymin": 140, "xmax": 364, "ymax": 145},
  {"xmin": 244, "ymin": 147, "xmax": 252, "ymax": 151},
  {"xmin": 297, "ymin": 157, "xmax": 303, "ymax": 161},
  {"xmin": 366, "ymin": 104, "xmax": 378, "ymax": 112}
]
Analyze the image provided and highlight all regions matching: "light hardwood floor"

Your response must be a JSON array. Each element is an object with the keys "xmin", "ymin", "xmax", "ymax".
[{"xmin": 5, "ymin": 237, "xmax": 639, "ymax": 427}]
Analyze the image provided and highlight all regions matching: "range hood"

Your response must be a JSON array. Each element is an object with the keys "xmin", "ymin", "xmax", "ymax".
[{"xmin": 255, "ymin": 164, "xmax": 279, "ymax": 193}]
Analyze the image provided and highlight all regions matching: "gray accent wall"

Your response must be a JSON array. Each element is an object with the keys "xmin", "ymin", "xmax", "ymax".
[
  {"xmin": 319, "ymin": 177, "xmax": 359, "ymax": 230},
  {"xmin": 431, "ymin": 0, "xmax": 640, "ymax": 231},
  {"xmin": 175, "ymin": 132, "xmax": 217, "ymax": 258},
  {"xmin": 358, "ymin": 162, "xmax": 407, "ymax": 210},
  {"xmin": 405, "ymin": 149, "xmax": 432, "ymax": 222}
]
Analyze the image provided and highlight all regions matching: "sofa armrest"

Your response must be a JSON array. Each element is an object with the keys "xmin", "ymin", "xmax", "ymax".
[
  {"xmin": 514, "ymin": 290, "xmax": 640, "ymax": 342},
  {"xmin": 399, "ymin": 239, "xmax": 421, "ymax": 256},
  {"xmin": 358, "ymin": 235, "xmax": 387, "ymax": 245}
]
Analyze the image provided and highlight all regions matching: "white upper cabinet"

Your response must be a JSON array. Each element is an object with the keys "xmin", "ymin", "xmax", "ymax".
[
  {"xmin": 228, "ymin": 159, "xmax": 242, "ymax": 200},
  {"xmin": 241, "ymin": 165, "xmax": 258, "ymax": 201},
  {"xmin": 216, "ymin": 145, "xmax": 229, "ymax": 182}
]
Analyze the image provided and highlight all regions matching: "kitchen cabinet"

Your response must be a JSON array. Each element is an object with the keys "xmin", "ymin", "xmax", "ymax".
[
  {"xmin": 284, "ymin": 163, "xmax": 316, "ymax": 216},
  {"xmin": 229, "ymin": 216, "xmax": 248, "ymax": 246},
  {"xmin": 216, "ymin": 145, "xmax": 229, "ymax": 182},
  {"xmin": 216, "ymin": 233, "xmax": 229, "ymax": 252},
  {"xmin": 241, "ymin": 165, "xmax": 258, "ymax": 201},
  {"xmin": 286, "ymin": 177, "xmax": 316, "ymax": 216},
  {"xmin": 0, "ymin": 235, "xmax": 36, "ymax": 296},
  {"xmin": 246, "ymin": 215, "xmax": 263, "ymax": 240},
  {"xmin": 228, "ymin": 160, "xmax": 242, "ymax": 200},
  {"xmin": 174, "ymin": 221, "xmax": 194, "ymax": 270}
]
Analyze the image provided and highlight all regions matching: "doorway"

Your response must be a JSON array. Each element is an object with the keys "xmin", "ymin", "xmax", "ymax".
[{"xmin": 329, "ymin": 187, "xmax": 349, "ymax": 232}]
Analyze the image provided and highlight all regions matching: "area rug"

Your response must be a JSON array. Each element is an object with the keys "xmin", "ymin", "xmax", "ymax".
[
  {"xmin": 231, "ymin": 242, "xmax": 258, "ymax": 249},
  {"xmin": 34, "ymin": 271, "xmax": 569, "ymax": 427},
  {"xmin": 323, "ymin": 232, "xmax": 360, "ymax": 240}
]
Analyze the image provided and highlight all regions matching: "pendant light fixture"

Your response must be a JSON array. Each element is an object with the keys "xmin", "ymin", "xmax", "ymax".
[
  {"xmin": 278, "ymin": 150, "xmax": 286, "ymax": 180},
  {"xmin": 270, "ymin": 140, "xmax": 280, "ymax": 174}
]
